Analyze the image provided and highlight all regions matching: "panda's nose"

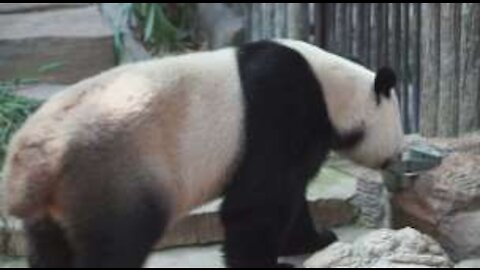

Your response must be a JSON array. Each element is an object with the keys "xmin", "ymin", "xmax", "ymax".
[{"xmin": 380, "ymin": 159, "xmax": 393, "ymax": 170}]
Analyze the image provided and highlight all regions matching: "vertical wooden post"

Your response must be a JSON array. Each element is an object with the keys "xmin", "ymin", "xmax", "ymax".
[
  {"xmin": 437, "ymin": 3, "xmax": 459, "ymax": 137},
  {"xmin": 459, "ymin": 3, "xmax": 480, "ymax": 133},
  {"xmin": 313, "ymin": 3, "xmax": 327, "ymax": 47},
  {"xmin": 287, "ymin": 3, "xmax": 309, "ymax": 40},
  {"xmin": 412, "ymin": 3, "xmax": 421, "ymax": 132},
  {"xmin": 420, "ymin": 3, "xmax": 441, "ymax": 137}
]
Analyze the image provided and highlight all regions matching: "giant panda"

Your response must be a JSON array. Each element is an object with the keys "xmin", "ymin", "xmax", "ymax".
[{"xmin": 2, "ymin": 39, "xmax": 404, "ymax": 268}]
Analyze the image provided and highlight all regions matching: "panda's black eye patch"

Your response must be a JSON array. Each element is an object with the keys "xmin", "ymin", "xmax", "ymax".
[{"xmin": 374, "ymin": 67, "xmax": 397, "ymax": 105}]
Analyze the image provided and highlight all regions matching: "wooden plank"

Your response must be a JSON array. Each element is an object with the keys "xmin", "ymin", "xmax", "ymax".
[
  {"xmin": 261, "ymin": 3, "xmax": 268, "ymax": 39},
  {"xmin": 244, "ymin": 3, "xmax": 253, "ymax": 41},
  {"xmin": 419, "ymin": 3, "xmax": 441, "ymax": 136},
  {"xmin": 412, "ymin": 3, "xmax": 422, "ymax": 132},
  {"xmin": 376, "ymin": 3, "xmax": 385, "ymax": 67},
  {"xmin": 352, "ymin": 4, "xmax": 361, "ymax": 59},
  {"xmin": 369, "ymin": 3, "xmax": 378, "ymax": 70},
  {"xmin": 387, "ymin": 4, "xmax": 397, "ymax": 70},
  {"xmin": 267, "ymin": 3, "xmax": 275, "ymax": 38},
  {"xmin": 274, "ymin": 3, "xmax": 286, "ymax": 38},
  {"xmin": 403, "ymin": 3, "xmax": 411, "ymax": 133},
  {"xmin": 334, "ymin": 3, "xmax": 343, "ymax": 54},
  {"xmin": 458, "ymin": 3, "xmax": 480, "ymax": 133},
  {"xmin": 251, "ymin": 3, "xmax": 260, "ymax": 40},
  {"xmin": 437, "ymin": 3, "xmax": 459, "ymax": 137},
  {"xmin": 345, "ymin": 3, "xmax": 352, "ymax": 56},
  {"xmin": 287, "ymin": 3, "xmax": 309, "ymax": 40},
  {"xmin": 361, "ymin": 4, "xmax": 370, "ymax": 65},
  {"xmin": 329, "ymin": 3, "xmax": 337, "ymax": 50},
  {"xmin": 313, "ymin": 3, "xmax": 320, "ymax": 45}
]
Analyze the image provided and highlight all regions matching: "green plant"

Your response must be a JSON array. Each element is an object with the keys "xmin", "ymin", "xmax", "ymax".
[
  {"xmin": 0, "ymin": 83, "xmax": 41, "ymax": 166},
  {"xmin": 125, "ymin": 3, "xmax": 197, "ymax": 54},
  {"xmin": 0, "ymin": 61, "xmax": 62, "ymax": 167},
  {"xmin": 0, "ymin": 61, "xmax": 64, "ymax": 87}
]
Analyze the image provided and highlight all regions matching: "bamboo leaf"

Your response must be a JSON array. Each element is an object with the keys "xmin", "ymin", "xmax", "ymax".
[{"xmin": 144, "ymin": 4, "xmax": 156, "ymax": 42}]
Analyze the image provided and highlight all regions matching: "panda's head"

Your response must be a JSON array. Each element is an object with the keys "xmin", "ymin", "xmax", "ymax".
[
  {"xmin": 332, "ymin": 66, "xmax": 404, "ymax": 169},
  {"xmin": 275, "ymin": 40, "xmax": 404, "ymax": 170}
]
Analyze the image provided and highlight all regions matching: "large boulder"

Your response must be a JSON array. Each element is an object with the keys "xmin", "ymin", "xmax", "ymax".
[
  {"xmin": 327, "ymin": 157, "xmax": 387, "ymax": 228},
  {"xmin": 391, "ymin": 133, "xmax": 480, "ymax": 261},
  {"xmin": 304, "ymin": 227, "xmax": 453, "ymax": 268}
]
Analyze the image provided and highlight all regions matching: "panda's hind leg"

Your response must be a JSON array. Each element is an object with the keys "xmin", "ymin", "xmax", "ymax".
[
  {"xmin": 24, "ymin": 216, "xmax": 73, "ymax": 268},
  {"xmin": 220, "ymin": 168, "xmax": 309, "ymax": 268},
  {"xmin": 64, "ymin": 186, "xmax": 169, "ymax": 268},
  {"xmin": 52, "ymin": 159, "xmax": 170, "ymax": 268}
]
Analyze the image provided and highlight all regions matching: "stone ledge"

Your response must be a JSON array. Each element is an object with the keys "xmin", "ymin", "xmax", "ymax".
[
  {"xmin": 0, "ymin": 6, "xmax": 116, "ymax": 84},
  {"xmin": 0, "ymin": 3, "xmax": 91, "ymax": 14}
]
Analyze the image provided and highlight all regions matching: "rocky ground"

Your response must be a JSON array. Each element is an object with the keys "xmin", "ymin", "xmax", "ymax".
[
  {"xmin": 2, "ymin": 226, "xmax": 478, "ymax": 268},
  {"xmin": 0, "ymin": 226, "xmax": 373, "ymax": 268}
]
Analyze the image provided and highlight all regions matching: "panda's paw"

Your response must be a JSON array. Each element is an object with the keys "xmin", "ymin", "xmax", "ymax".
[
  {"xmin": 226, "ymin": 258, "xmax": 294, "ymax": 268},
  {"xmin": 315, "ymin": 229, "xmax": 338, "ymax": 249},
  {"xmin": 275, "ymin": 262, "xmax": 295, "ymax": 268}
]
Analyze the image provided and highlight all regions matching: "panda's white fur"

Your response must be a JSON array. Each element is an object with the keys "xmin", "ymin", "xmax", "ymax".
[{"xmin": 4, "ymin": 48, "xmax": 244, "ymax": 222}]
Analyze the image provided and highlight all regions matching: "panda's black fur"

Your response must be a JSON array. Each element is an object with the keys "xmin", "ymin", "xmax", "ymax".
[
  {"xmin": 8, "ymin": 40, "xmax": 398, "ymax": 268},
  {"xmin": 222, "ymin": 41, "xmax": 348, "ymax": 267}
]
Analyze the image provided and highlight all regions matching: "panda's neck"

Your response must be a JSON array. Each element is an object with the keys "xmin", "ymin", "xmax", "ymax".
[{"xmin": 276, "ymin": 39, "xmax": 375, "ymax": 135}]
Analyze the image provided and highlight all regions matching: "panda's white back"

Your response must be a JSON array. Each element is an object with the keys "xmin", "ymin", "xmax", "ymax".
[{"xmin": 130, "ymin": 49, "xmax": 244, "ymax": 218}]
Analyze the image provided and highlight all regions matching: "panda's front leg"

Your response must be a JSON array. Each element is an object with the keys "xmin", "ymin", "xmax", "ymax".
[
  {"xmin": 221, "ymin": 201, "xmax": 293, "ymax": 268},
  {"xmin": 279, "ymin": 198, "xmax": 338, "ymax": 257},
  {"xmin": 220, "ymin": 172, "xmax": 305, "ymax": 268}
]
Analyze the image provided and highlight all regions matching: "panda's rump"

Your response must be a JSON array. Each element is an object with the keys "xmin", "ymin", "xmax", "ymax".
[{"xmin": 4, "ymin": 48, "xmax": 244, "ymax": 222}]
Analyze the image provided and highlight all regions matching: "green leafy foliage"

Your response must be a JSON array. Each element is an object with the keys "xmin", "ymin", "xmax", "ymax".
[
  {"xmin": 125, "ymin": 3, "xmax": 197, "ymax": 54},
  {"xmin": 0, "ymin": 83, "xmax": 41, "ymax": 166}
]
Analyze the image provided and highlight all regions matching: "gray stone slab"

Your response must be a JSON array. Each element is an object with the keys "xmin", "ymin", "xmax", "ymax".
[
  {"xmin": 0, "ymin": 3, "xmax": 90, "ymax": 14},
  {"xmin": 0, "ymin": 6, "xmax": 115, "ymax": 84}
]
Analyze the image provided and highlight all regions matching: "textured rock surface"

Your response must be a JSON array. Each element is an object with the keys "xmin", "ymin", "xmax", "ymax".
[
  {"xmin": 328, "ymin": 158, "xmax": 387, "ymax": 228},
  {"xmin": 392, "ymin": 134, "xmax": 480, "ymax": 261},
  {"xmin": 304, "ymin": 227, "xmax": 453, "ymax": 268}
]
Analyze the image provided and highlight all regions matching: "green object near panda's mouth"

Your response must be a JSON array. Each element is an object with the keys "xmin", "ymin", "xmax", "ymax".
[{"xmin": 382, "ymin": 144, "xmax": 446, "ymax": 192}]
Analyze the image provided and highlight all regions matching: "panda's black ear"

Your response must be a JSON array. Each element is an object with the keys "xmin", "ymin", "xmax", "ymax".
[{"xmin": 374, "ymin": 67, "xmax": 396, "ymax": 104}]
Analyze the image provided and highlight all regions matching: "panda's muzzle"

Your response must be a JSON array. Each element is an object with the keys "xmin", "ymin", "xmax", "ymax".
[{"xmin": 380, "ymin": 159, "xmax": 393, "ymax": 170}]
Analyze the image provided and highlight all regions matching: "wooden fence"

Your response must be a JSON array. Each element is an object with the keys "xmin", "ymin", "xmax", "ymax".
[{"xmin": 241, "ymin": 3, "xmax": 480, "ymax": 137}]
